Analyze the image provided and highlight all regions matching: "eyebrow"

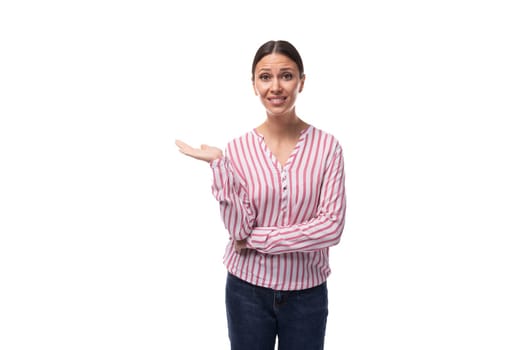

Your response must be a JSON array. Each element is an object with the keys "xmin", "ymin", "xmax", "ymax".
[{"xmin": 257, "ymin": 67, "xmax": 295, "ymax": 72}]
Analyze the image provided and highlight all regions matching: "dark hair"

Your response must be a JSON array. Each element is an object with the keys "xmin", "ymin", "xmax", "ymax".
[{"xmin": 251, "ymin": 40, "xmax": 304, "ymax": 81}]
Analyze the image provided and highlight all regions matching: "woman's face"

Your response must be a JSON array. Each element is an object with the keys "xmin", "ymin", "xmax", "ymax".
[{"xmin": 252, "ymin": 53, "xmax": 305, "ymax": 117}]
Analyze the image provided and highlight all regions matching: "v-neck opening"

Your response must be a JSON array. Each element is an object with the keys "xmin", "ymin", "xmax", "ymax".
[{"xmin": 253, "ymin": 125, "xmax": 312, "ymax": 170}]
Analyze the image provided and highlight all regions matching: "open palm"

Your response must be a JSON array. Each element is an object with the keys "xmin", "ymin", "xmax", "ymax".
[{"xmin": 175, "ymin": 139, "xmax": 223, "ymax": 163}]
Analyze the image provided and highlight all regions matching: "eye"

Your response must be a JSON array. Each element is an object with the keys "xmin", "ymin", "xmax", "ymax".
[
  {"xmin": 282, "ymin": 72, "xmax": 294, "ymax": 81},
  {"xmin": 259, "ymin": 73, "xmax": 271, "ymax": 81}
]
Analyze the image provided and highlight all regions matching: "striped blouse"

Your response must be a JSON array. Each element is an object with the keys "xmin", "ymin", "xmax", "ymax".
[{"xmin": 210, "ymin": 125, "xmax": 346, "ymax": 291}]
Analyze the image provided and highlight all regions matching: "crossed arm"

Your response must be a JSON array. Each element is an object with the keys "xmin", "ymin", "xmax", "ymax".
[{"xmin": 176, "ymin": 139, "xmax": 346, "ymax": 254}]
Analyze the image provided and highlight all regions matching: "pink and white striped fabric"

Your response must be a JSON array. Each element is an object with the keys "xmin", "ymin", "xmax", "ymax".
[{"xmin": 210, "ymin": 125, "xmax": 346, "ymax": 291}]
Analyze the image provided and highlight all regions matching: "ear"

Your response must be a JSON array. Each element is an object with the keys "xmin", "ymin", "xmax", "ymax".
[
  {"xmin": 299, "ymin": 74, "xmax": 306, "ymax": 93},
  {"xmin": 253, "ymin": 81, "xmax": 259, "ymax": 96}
]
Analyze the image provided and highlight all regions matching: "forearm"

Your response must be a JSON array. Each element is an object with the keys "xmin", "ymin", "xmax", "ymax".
[
  {"xmin": 211, "ymin": 157, "xmax": 255, "ymax": 241},
  {"xmin": 246, "ymin": 207, "xmax": 345, "ymax": 254}
]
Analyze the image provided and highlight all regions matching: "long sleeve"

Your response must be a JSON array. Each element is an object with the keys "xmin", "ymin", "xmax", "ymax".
[
  {"xmin": 220, "ymin": 126, "xmax": 346, "ymax": 290},
  {"xmin": 210, "ymin": 157, "xmax": 256, "ymax": 241},
  {"xmin": 245, "ymin": 144, "xmax": 346, "ymax": 254}
]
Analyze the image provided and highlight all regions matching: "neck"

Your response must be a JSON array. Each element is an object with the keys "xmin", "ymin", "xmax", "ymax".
[{"xmin": 258, "ymin": 113, "xmax": 308, "ymax": 140}]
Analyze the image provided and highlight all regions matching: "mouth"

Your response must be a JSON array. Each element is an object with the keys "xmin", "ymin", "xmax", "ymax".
[{"xmin": 268, "ymin": 96, "xmax": 287, "ymax": 106}]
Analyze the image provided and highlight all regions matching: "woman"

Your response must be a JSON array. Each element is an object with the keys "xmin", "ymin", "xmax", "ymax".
[{"xmin": 176, "ymin": 40, "xmax": 346, "ymax": 350}]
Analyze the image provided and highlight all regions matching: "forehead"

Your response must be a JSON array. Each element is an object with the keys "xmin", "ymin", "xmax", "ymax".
[{"xmin": 255, "ymin": 53, "xmax": 298, "ymax": 71}]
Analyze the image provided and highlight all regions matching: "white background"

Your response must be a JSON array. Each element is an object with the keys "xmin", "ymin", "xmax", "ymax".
[{"xmin": 1, "ymin": 0, "xmax": 524, "ymax": 349}]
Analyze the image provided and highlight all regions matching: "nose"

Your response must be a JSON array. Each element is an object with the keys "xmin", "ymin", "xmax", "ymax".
[{"xmin": 271, "ymin": 78, "xmax": 282, "ymax": 93}]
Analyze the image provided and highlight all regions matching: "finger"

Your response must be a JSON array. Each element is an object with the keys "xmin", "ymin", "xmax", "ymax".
[
  {"xmin": 176, "ymin": 140, "xmax": 199, "ymax": 157},
  {"xmin": 175, "ymin": 139, "xmax": 191, "ymax": 149}
]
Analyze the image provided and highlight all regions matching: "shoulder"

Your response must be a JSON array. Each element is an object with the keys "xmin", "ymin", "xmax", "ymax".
[
  {"xmin": 224, "ymin": 129, "xmax": 259, "ymax": 156},
  {"xmin": 306, "ymin": 125, "xmax": 344, "ymax": 151}
]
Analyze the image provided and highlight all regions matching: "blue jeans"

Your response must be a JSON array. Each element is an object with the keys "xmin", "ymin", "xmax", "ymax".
[{"xmin": 225, "ymin": 273, "xmax": 328, "ymax": 350}]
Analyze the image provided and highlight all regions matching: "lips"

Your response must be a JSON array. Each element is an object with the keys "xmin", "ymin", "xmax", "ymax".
[{"xmin": 268, "ymin": 96, "xmax": 287, "ymax": 106}]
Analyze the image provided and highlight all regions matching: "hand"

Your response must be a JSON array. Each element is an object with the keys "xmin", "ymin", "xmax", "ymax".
[
  {"xmin": 234, "ymin": 239, "xmax": 247, "ymax": 253},
  {"xmin": 175, "ymin": 139, "xmax": 223, "ymax": 163}
]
